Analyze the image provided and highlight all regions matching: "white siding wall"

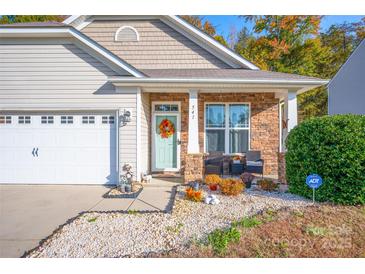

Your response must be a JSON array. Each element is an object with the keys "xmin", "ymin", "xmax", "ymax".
[{"xmin": 0, "ymin": 39, "xmax": 138, "ymax": 181}]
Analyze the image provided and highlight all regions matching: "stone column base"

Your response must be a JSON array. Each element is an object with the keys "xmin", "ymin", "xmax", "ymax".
[
  {"xmin": 184, "ymin": 153, "xmax": 205, "ymax": 183},
  {"xmin": 278, "ymin": 152, "xmax": 286, "ymax": 184}
]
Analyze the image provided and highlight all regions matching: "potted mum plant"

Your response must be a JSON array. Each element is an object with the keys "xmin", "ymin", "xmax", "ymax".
[
  {"xmin": 205, "ymin": 174, "xmax": 222, "ymax": 191},
  {"xmin": 240, "ymin": 172, "xmax": 255, "ymax": 189}
]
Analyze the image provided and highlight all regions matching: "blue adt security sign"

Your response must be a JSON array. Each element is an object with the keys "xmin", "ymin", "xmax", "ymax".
[
  {"xmin": 306, "ymin": 174, "xmax": 323, "ymax": 203},
  {"xmin": 306, "ymin": 174, "xmax": 323, "ymax": 189}
]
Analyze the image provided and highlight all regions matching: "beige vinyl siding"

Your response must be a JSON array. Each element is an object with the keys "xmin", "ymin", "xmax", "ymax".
[
  {"xmin": 0, "ymin": 40, "xmax": 138, "ymax": 180},
  {"xmin": 140, "ymin": 92, "xmax": 151, "ymax": 174},
  {"xmin": 82, "ymin": 19, "xmax": 231, "ymax": 69},
  {"xmin": 119, "ymin": 92, "xmax": 138, "ymax": 177},
  {"xmin": 0, "ymin": 43, "xmax": 117, "ymax": 98}
]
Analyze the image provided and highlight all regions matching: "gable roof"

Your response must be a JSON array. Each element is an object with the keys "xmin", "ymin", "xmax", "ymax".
[
  {"xmin": 0, "ymin": 18, "xmax": 328, "ymax": 94},
  {"xmin": 62, "ymin": 15, "xmax": 260, "ymax": 70},
  {"xmin": 328, "ymin": 38, "xmax": 365, "ymax": 88},
  {"xmin": 0, "ymin": 24, "xmax": 144, "ymax": 77}
]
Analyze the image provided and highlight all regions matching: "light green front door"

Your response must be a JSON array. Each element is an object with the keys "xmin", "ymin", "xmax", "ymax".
[{"xmin": 154, "ymin": 115, "xmax": 178, "ymax": 170}]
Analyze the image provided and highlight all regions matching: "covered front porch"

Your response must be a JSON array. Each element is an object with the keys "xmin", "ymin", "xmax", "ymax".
[
  {"xmin": 110, "ymin": 71, "xmax": 326, "ymax": 183},
  {"xmin": 142, "ymin": 89, "xmax": 298, "ymax": 184}
]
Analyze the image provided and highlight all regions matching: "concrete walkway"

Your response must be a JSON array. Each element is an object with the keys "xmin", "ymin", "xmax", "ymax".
[{"xmin": 0, "ymin": 178, "xmax": 181, "ymax": 258}]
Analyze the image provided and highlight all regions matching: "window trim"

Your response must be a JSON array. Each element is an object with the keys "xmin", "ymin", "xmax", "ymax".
[
  {"xmin": 102, "ymin": 115, "xmax": 115, "ymax": 124},
  {"xmin": 18, "ymin": 116, "xmax": 31, "ymax": 124},
  {"xmin": 61, "ymin": 115, "xmax": 74, "ymax": 124},
  {"xmin": 114, "ymin": 26, "xmax": 140, "ymax": 42},
  {"xmin": 204, "ymin": 102, "xmax": 251, "ymax": 154},
  {"xmin": 82, "ymin": 115, "xmax": 95, "ymax": 124},
  {"xmin": 0, "ymin": 115, "xmax": 11, "ymax": 124},
  {"xmin": 41, "ymin": 116, "xmax": 54, "ymax": 124},
  {"xmin": 153, "ymin": 103, "xmax": 180, "ymax": 113}
]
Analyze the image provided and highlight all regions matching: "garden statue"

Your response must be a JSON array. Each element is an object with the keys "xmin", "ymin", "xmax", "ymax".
[
  {"xmin": 204, "ymin": 194, "xmax": 220, "ymax": 205},
  {"xmin": 119, "ymin": 163, "xmax": 134, "ymax": 193}
]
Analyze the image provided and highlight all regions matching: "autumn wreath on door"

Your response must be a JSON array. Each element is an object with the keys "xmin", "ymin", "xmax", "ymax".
[{"xmin": 159, "ymin": 119, "xmax": 175, "ymax": 138}]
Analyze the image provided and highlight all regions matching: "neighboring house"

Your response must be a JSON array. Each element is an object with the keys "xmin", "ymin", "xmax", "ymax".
[
  {"xmin": 328, "ymin": 38, "xmax": 365, "ymax": 115},
  {"xmin": 0, "ymin": 15, "xmax": 327, "ymax": 185}
]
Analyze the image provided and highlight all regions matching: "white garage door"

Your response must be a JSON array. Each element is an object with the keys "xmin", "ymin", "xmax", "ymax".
[{"xmin": 0, "ymin": 113, "xmax": 117, "ymax": 185}]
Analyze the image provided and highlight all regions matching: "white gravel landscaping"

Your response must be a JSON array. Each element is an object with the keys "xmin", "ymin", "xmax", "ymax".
[{"xmin": 27, "ymin": 185, "xmax": 311, "ymax": 258}]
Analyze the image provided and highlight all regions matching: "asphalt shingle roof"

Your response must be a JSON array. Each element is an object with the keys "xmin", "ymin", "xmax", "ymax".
[{"xmin": 140, "ymin": 69, "xmax": 323, "ymax": 81}]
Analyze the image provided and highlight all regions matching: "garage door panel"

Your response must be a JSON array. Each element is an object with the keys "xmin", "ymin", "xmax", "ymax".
[
  {"xmin": 13, "ymin": 132, "xmax": 38, "ymax": 147},
  {"xmin": 0, "ymin": 113, "xmax": 118, "ymax": 185}
]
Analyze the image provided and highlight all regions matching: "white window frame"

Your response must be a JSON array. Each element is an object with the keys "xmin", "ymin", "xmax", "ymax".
[
  {"xmin": 114, "ymin": 26, "xmax": 140, "ymax": 42},
  {"xmin": 61, "ymin": 115, "xmax": 74, "ymax": 124},
  {"xmin": 0, "ymin": 115, "xmax": 11, "ymax": 124},
  {"xmin": 18, "ymin": 116, "xmax": 31, "ymax": 124},
  {"xmin": 204, "ymin": 102, "xmax": 251, "ymax": 154},
  {"xmin": 41, "ymin": 116, "xmax": 54, "ymax": 124}
]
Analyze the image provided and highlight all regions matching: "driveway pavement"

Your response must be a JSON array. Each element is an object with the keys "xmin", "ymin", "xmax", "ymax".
[{"xmin": 0, "ymin": 178, "xmax": 180, "ymax": 257}]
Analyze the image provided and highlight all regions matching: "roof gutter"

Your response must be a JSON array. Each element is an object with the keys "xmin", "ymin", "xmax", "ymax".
[
  {"xmin": 109, "ymin": 77, "xmax": 329, "ymax": 93},
  {"xmin": 109, "ymin": 76, "xmax": 328, "ymax": 85}
]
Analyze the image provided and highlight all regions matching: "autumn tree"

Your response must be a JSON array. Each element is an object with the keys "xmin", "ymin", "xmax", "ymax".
[
  {"xmin": 0, "ymin": 15, "xmax": 66, "ymax": 24},
  {"xmin": 181, "ymin": 15, "xmax": 228, "ymax": 46},
  {"xmin": 234, "ymin": 16, "xmax": 365, "ymax": 120},
  {"xmin": 320, "ymin": 18, "xmax": 365, "ymax": 78}
]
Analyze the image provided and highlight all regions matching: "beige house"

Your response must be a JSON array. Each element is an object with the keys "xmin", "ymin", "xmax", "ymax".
[{"xmin": 0, "ymin": 16, "xmax": 327, "ymax": 185}]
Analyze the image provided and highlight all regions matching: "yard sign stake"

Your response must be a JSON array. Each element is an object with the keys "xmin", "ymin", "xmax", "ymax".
[{"xmin": 306, "ymin": 174, "xmax": 323, "ymax": 204}]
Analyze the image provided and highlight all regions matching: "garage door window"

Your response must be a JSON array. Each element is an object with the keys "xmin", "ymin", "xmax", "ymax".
[
  {"xmin": 0, "ymin": 116, "xmax": 11, "ymax": 124},
  {"xmin": 61, "ymin": 116, "xmax": 73, "ymax": 124},
  {"xmin": 41, "ymin": 116, "xmax": 54, "ymax": 124},
  {"xmin": 102, "ymin": 116, "xmax": 115, "ymax": 124},
  {"xmin": 82, "ymin": 116, "xmax": 95, "ymax": 124},
  {"xmin": 18, "ymin": 116, "xmax": 31, "ymax": 124}
]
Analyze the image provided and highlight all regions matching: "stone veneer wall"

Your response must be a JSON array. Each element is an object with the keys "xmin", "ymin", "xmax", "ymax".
[
  {"xmin": 198, "ymin": 93, "xmax": 280, "ymax": 176},
  {"xmin": 278, "ymin": 152, "xmax": 287, "ymax": 184},
  {"xmin": 149, "ymin": 93, "xmax": 189, "ymax": 175},
  {"xmin": 184, "ymin": 153, "xmax": 205, "ymax": 182}
]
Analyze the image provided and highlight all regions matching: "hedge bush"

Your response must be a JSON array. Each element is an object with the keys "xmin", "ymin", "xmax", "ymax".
[{"xmin": 286, "ymin": 114, "xmax": 365, "ymax": 205}]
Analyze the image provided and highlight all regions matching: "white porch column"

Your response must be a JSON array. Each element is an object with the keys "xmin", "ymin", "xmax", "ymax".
[
  {"xmin": 187, "ymin": 89, "xmax": 200, "ymax": 153},
  {"xmin": 281, "ymin": 90, "xmax": 298, "ymax": 152},
  {"xmin": 286, "ymin": 90, "xmax": 298, "ymax": 132}
]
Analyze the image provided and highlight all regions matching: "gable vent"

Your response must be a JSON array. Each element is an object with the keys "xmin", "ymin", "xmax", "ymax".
[{"xmin": 114, "ymin": 26, "xmax": 139, "ymax": 42}]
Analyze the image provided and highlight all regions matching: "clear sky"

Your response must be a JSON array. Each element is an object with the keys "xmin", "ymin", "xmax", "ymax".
[{"xmin": 203, "ymin": 15, "xmax": 364, "ymax": 37}]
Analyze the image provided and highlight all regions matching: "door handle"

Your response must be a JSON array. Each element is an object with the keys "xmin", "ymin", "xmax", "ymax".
[
  {"xmin": 177, "ymin": 139, "xmax": 181, "ymax": 145},
  {"xmin": 35, "ymin": 148, "xmax": 39, "ymax": 157},
  {"xmin": 32, "ymin": 148, "xmax": 35, "ymax": 157}
]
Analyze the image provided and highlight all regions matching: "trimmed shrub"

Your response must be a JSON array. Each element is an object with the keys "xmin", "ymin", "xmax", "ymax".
[
  {"xmin": 205, "ymin": 174, "xmax": 222, "ymax": 185},
  {"xmin": 257, "ymin": 179, "xmax": 279, "ymax": 192},
  {"xmin": 286, "ymin": 114, "xmax": 365, "ymax": 205},
  {"xmin": 219, "ymin": 178, "xmax": 244, "ymax": 196}
]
